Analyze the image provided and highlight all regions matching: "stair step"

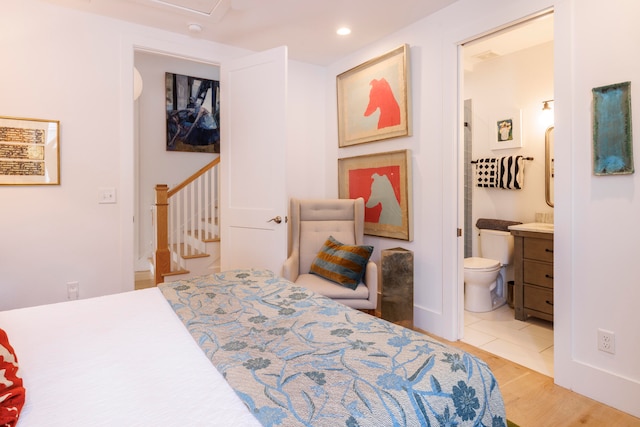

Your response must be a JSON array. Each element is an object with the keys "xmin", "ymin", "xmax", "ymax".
[
  {"xmin": 187, "ymin": 229, "xmax": 218, "ymax": 241},
  {"xmin": 162, "ymin": 268, "xmax": 189, "ymax": 277},
  {"xmin": 155, "ymin": 238, "xmax": 220, "ymax": 282},
  {"xmin": 171, "ymin": 243, "xmax": 210, "ymax": 259}
]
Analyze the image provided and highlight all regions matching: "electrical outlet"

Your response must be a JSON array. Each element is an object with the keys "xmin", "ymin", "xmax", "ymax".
[
  {"xmin": 67, "ymin": 281, "xmax": 79, "ymax": 300},
  {"xmin": 597, "ymin": 329, "xmax": 615, "ymax": 354}
]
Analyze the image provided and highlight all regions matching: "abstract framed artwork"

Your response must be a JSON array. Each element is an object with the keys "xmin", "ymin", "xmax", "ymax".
[
  {"xmin": 166, "ymin": 72, "xmax": 220, "ymax": 153},
  {"xmin": 336, "ymin": 44, "xmax": 410, "ymax": 147},
  {"xmin": 592, "ymin": 81, "xmax": 634, "ymax": 175},
  {"xmin": 338, "ymin": 149, "xmax": 412, "ymax": 240},
  {"xmin": 0, "ymin": 116, "xmax": 60, "ymax": 185},
  {"xmin": 490, "ymin": 109, "xmax": 522, "ymax": 150}
]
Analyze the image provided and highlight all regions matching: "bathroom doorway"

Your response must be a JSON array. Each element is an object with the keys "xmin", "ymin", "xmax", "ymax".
[{"xmin": 460, "ymin": 12, "xmax": 555, "ymax": 377}]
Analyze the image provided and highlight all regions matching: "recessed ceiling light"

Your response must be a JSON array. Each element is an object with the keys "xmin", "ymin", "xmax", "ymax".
[
  {"xmin": 336, "ymin": 27, "xmax": 351, "ymax": 36},
  {"xmin": 188, "ymin": 23, "xmax": 202, "ymax": 34}
]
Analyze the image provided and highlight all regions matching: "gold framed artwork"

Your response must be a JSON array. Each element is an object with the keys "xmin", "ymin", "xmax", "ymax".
[
  {"xmin": 338, "ymin": 150, "xmax": 412, "ymax": 241},
  {"xmin": 337, "ymin": 44, "xmax": 410, "ymax": 147},
  {"xmin": 0, "ymin": 116, "xmax": 60, "ymax": 185}
]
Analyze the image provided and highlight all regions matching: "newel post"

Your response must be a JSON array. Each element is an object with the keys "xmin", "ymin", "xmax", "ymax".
[{"xmin": 154, "ymin": 184, "xmax": 170, "ymax": 285}]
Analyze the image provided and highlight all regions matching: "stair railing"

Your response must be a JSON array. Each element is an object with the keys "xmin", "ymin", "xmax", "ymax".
[{"xmin": 154, "ymin": 158, "xmax": 220, "ymax": 284}]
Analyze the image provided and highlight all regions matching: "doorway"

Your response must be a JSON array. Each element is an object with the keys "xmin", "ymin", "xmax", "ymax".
[
  {"xmin": 460, "ymin": 13, "xmax": 555, "ymax": 377},
  {"xmin": 133, "ymin": 51, "xmax": 220, "ymax": 276}
]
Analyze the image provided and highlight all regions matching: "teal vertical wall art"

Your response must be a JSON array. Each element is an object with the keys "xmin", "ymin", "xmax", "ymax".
[{"xmin": 592, "ymin": 81, "xmax": 634, "ymax": 175}]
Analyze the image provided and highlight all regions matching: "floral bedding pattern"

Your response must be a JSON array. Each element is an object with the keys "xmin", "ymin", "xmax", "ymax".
[{"xmin": 159, "ymin": 269, "xmax": 506, "ymax": 427}]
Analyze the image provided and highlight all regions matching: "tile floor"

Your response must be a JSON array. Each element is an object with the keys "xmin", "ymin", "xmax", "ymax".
[{"xmin": 462, "ymin": 304, "xmax": 554, "ymax": 377}]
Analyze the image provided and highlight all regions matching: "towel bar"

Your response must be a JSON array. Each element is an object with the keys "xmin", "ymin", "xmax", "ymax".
[{"xmin": 470, "ymin": 156, "xmax": 533, "ymax": 164}]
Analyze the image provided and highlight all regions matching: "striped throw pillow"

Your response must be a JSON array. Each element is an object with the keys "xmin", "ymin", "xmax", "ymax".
[{"xmin": 309, "ymin": 236, "xmax": 373, "ymax": 290}]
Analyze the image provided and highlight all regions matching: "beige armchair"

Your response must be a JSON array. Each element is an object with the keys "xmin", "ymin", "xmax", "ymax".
[{"xmin": 282, "ymin": 198, "xmax": 378, "ymax": 311}]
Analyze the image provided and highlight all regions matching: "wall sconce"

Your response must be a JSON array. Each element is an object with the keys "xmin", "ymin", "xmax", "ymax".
[{"xmin": 540, "ymin": 99, "xmax": 554, "ymax": 128}]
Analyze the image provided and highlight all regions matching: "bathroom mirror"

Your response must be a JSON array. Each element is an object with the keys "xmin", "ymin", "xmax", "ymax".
[{"xmin": 545, "ymin": 126, "xmax": 554, "ymax": 207}]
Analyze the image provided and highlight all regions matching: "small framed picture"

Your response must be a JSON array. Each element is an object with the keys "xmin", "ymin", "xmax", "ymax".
[
  {"xmin": 0, "ymin": 116, "xmax": 60, "ymax": 185},
  {"xmin": 490, "ymin": 109, "xmax": 522, "ymax": 150}
]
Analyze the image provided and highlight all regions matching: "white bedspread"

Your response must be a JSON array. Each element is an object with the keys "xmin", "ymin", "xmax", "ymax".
[{"xmin": 0, "ymin": 288, "xmax": 261, "ymax": 427}]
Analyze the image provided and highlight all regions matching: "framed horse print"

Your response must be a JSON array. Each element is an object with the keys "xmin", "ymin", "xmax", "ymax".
[
  {"xmin": 338, "ymin": 150, "xmax": 413, "ymax": 240},
  {"xmin": 336, "ymin": 44, "xmax": 410, "ymax": 147}
]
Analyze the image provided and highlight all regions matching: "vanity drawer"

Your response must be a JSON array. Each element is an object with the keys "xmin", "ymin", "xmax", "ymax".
[
  {"xmin": 524, "ymin": 285, "xmax": 553, "ymax": 315},
  {"xmin": 523, "ymin": 260, "xmax": 553, "ymax": 288},
  {"xmin": 524, "ymin": 238, "xmax": 554, "ymax": 262}
]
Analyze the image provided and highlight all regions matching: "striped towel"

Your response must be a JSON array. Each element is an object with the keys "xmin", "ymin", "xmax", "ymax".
[
  {"xmin": 474, "ymin": 157, "xmax": 500, "ymax": 188},
  {"xmin": 498, "ymin": 155, "xmax": 524, "ymax": 189}
]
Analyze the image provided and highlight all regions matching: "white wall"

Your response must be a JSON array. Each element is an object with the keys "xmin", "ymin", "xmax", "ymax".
[
  {"xmin": 465, "ymin": 42, "xmax": 554, "ymax": 258},
  {"xmin": 323, "ymin": 0, "xmax": 640, "ymax": 417},
  {"xmin": 286, "ymin": 60, "xmax": 328, "ymax": 200},
  {"xmin": 0, "ymin": 0, "xmax": 328, "ymax": 312},
  {"xmin": 0, "ymin": 1, "xmax": 132, "ymax": 308},
  {"xmin": 325, "ymin": 26, "xmax": 453, "ymax": 340},
  {"xmin": 553, "ymin": 0, "xmax": 640, "ymax": 416},
  {"xmin": 0, "ymin": 1, "xmax": 238, "ymax": 308},
  {"xmin": 2, "ymin": 0, "xmax": 639, "ymax": 418}
]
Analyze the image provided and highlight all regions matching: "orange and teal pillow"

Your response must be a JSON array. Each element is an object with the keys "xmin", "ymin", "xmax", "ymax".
[{"xmin": 310, "ymin": 236, "xmax": 373, "ymax": 290}]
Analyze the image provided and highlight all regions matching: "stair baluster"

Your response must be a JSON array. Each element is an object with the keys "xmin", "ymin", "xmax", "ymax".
[{"xmin": 154, "ymin": 158, "xmax": 220, "ymax": 284}]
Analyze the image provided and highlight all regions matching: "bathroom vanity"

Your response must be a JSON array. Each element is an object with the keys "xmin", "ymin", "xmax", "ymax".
[{"xmin": 508, "ymin": 223, "xmax": 554, "ymax": 322}]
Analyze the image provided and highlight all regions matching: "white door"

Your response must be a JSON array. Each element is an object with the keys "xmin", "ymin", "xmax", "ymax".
[{"xmin": 220, "ymin": 46, "xmax": 288, "ymax": 273}]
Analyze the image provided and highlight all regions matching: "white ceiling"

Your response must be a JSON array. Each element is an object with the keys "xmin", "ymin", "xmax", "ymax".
[
  {"xmin": 42, "ymin": 0, "xmax": 460, "ymax": 65},
  {"xmin": 462, "ymin": 12, "xmax": 554, "ymax": 71},
  {"xmin": 43, "ymin": 0, "xmax": 553, "ymax": 67}
]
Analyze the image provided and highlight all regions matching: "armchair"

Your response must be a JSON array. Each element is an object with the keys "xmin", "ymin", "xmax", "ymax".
[{"xmin": 282, "ymin": 198, "xmax": 378, "ymax": 311}]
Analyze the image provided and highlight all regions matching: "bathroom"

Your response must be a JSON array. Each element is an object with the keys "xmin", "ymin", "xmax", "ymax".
[{"xmin": 461, "ymin": 14, "xmax": 555, "ymax": 377}]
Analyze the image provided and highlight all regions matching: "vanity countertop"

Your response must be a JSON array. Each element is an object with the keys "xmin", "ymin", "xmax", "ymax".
[{"xmin": 508, "ymin": 222, "xmax": 554, "ymax": 234}]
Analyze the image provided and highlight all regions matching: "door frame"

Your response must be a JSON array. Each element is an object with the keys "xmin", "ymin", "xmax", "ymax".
[
  {"xmin": 452, "ymin": 9, "xmax": 555, "ymax": 340},
  {"xmin": 121, "ymin": 35, "xmax": 230, "ymax": 292}
]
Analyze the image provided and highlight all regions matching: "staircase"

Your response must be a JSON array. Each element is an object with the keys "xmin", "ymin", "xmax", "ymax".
[{"xmin": 153, "ymin": 158, "xmax": 220, "ymax": 284}]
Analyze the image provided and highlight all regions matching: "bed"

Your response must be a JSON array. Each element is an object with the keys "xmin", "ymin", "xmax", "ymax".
[{"xmin": 1, "ymin": 269, "xmax": 506, "ymax": 426}]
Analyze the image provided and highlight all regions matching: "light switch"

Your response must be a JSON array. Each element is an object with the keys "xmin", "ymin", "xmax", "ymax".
[{"xmin": 98, "ymin": 187, "xmax": 117, "ymax": 204}]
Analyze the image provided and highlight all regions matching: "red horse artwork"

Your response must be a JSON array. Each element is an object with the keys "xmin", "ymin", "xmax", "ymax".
[
  {"xmin": 348, "ymin": 165, "xmax": 402, "ymax": 225},
  {"xmin": 363, "ymin": 78, "xmax": 401, "ymax": 129}
]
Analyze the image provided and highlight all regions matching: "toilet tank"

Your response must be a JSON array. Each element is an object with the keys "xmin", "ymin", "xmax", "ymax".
[{"xmin": 479, "ymin": 229, "xmax": 514, "ymax": 265}]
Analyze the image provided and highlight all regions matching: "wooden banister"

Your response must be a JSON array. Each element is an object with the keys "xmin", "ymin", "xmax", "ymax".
[
  {"xmin": 154, "ymin": 158, "xmax": 220, "ymax": 284},
  {"xmin": 154, "ymin": 184, "xmax": 170, "ymax": 285},
  {"xmin": 168, "ymin": 158, "xmax": 220, "ymax": 198}
]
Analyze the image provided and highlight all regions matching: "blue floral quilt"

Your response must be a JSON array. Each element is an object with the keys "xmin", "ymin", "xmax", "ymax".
[{"xmin": 159, "ymin": 269, "xmax": 506, "ymax": 427}]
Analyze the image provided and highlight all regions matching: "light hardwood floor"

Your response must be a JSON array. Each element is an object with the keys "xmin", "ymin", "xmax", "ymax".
[
  {"xmin": 425, "ymin": 331, "xmax": 640, "ymax": 427},
  {"xmin": 134, "ymin": 270, "xmax": 155, "ymax": 290},
  {"xmin": 137, "ymin": 273, "xmax": 638, "ymax": 426}
]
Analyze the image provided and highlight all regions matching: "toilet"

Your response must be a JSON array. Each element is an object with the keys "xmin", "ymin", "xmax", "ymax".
[{"xmin": 464, "ymin": 225, "xmax": 515, "ymax": 312}]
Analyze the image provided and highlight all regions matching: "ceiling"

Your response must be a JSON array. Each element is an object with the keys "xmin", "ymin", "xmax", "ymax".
[
  {"xmin": 462, "ymin": 12, "xmax": 554, "ymax": 71},
  {"xmin": 43, "ymin": 0, "xmax": 552, "ymax": 67},
  {"xmin": 42, "ymin": 0, "xmax": 460, "ymax": 65}
]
